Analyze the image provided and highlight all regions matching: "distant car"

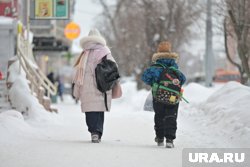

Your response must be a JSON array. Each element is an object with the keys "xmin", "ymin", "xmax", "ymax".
[{"xmin": 214, "ymin": 69, "xmax": 240, "ymax": 83}]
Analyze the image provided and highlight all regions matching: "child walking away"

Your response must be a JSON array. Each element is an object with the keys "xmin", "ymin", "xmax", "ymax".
[
  {"xmin": 72, "ymin": 28, "xmax": 120, "ymax": 143},
  {"xmin": 141, "ymin": 41, "xmax": 186, "ymax": 148}
]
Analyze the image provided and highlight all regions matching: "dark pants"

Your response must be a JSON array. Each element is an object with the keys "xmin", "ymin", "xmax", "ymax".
[
  {"xmin": 85, "ymin": 112, "xmax": 104, "ymax": 137},
  {"xmin": 153, "ymin": 100, "xmax": 179, "ymax": 140}
]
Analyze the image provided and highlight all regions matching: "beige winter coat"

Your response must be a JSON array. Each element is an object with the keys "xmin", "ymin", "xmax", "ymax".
[
  {"xmin": 73, "ymin": 28, "xmax": 119, "ymax": 112},
  {"xmin": 73, "ymin": 47, "xmax": 116, "ymax": 112}
]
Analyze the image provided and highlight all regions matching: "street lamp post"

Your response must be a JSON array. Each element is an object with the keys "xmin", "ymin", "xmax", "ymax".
[{"xmin": 205, "ymin": 0, "xmax": 214, "ymax": 87}]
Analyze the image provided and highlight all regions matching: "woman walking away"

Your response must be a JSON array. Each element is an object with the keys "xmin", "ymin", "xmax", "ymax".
[
  {"xmin": 141, "ymin": 41, "xmax": 186, "ymax": 148},
  {"xmin": 72, "ymin": 28, "xmax": 119, "ymax": 143}
]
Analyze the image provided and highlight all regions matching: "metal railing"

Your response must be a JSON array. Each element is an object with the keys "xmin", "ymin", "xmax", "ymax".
[{"xmin": 16, "ymin": 34, "xmax": 57, "ymax": 98}]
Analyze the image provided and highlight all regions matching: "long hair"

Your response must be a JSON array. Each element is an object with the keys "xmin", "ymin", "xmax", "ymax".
[{"xmin": 74, "ymin": 51, "xmax": 85, "ymax": 67}]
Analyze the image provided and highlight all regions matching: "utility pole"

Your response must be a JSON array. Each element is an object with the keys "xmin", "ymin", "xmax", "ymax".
[{"xmin": 205, "ymin": 0, "xmax": 214, "ymax": 87}]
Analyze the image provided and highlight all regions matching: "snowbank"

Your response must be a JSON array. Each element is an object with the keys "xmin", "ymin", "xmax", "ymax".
[
  {"xmin": 0, "ymin": 110, "xmax": 35, "ymax": 136},
  {"xmin": 201, "ymin": 82, "xmax": 250, "ymax": 145},
  {"xmin": 7, "ymin": 59, "xmax": 56, "ymax": 123},
  {"xmin": 183, "ymin": 82, "xmax": 223, "ymax": 103},
  {"xmin": 184, "ymin": 81, "xmax": 250, "ymax": 146}
]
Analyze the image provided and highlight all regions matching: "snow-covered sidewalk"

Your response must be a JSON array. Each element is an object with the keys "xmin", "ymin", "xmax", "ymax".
[
  {"xmin": 0, "ymin": 81, "xmax": 249, "ymax": 167},
  {"xmin": 0, "ymin": 101, "xmax": 219, "ymax": 167},
  {"xmin": 0, "ymin": 99, "xmax": 181, "ymax": 167}
]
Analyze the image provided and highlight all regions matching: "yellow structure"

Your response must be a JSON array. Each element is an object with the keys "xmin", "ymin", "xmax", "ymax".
[{"xmin": 64, "ymin": 22, "xmax": 80, "ymax": 40}]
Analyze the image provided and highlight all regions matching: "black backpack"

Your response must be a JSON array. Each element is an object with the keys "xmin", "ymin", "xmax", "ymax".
[
  {"xmin": 151, "ymin": 63, "xmax": 184, "ymax": 105},
  {"xmin": 95, "ymin": 55, "xmax": 120, "ymax": 110}
]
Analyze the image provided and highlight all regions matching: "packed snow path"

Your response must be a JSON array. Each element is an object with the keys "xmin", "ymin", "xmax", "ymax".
[{"xmin": 0, "ymin": 99, "xmax": 234, "ymax": 167}]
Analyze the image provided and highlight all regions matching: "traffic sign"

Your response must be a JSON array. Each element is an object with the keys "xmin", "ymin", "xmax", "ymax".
[{"xmin": 64, "ymin": 22, "xmax": 80, "ymax": 40}]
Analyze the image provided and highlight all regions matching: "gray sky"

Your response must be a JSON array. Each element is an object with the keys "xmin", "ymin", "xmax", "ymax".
[{"xmin": 72, "ymin": 0, "xmax": 102, "ymax": 53}]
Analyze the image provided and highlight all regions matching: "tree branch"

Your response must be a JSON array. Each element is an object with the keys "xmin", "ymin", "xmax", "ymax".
[
  {"xmin": 228, "ymin": 9, "xmax": 241, "ymax": 38},
  {"xmin": 223, "ymin": 18, "xmax": 242, "ymax": 73},
  {"xmin": 98, "ymin": 0, "xmax": 119, "ymax": 39}
]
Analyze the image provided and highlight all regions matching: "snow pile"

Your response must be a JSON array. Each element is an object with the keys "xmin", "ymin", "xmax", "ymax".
[
  {"xmin": 184, "ymin": 83, "xmax": 213, "ymax": 103},
  {"xmin": 183, "ymin": 83, "xmax": 223, "ymax": 104},
  {"xmin": 184, "ymin": 81, "xmax": 250, "ymax": 146},
  {"xmin": 7, "ymin": 59, "xmax": 55, "ymax": 122},
  {"xmin": 201, "ymin": 82, "xmax": 250, "ymax": 145},
  {"xmin": 0, "ymin": 110, "xmax": 35, "ymax": 137}
]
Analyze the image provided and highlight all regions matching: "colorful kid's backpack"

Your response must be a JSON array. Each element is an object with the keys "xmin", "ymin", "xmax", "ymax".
[{"xmin": 151, "ymin": 63, "xmax": 188, "ymax": 105}]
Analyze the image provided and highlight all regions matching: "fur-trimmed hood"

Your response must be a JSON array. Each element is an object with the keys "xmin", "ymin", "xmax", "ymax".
[
  {"xmin": 152, "ymin": 52, "xmax": 179, "ymax": 62},
  {"xmin": 80, "ymin": 29, "xmax": 106, "ymax": 49}
]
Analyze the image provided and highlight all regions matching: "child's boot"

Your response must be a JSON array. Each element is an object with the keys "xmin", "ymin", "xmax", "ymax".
[
  {"xmin": 155, "ymin": 137, "xmax": 164, "ymax": 146},
  {"xmin": 166, "ymin": 139, "xmax": 174, "ymax": 148}
]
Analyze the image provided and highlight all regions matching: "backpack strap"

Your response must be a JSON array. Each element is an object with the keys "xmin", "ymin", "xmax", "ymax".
[
  {"xmin": 151, "ymin": 63, "xmax": 169, "ymax": 84},
  {"xmin": 151, "ymin": 63, "xmax": 168, "ymax": 97},
  {"xmin": 104, "ymin": 92, "xmax": 108, "ymax": 111},
  {"xmin": 159, "ymin": 65, "xmax": 181, "ymax": 85},
  {"xmin": 151, "ymin": 63, "xmax": 166, "ymax": 69},
  {"xmin": 152, "ymin": 63, "xmax": 180, "ymax": 82}
]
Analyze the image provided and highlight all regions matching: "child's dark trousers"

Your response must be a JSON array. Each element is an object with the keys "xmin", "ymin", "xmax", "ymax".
[{"xmin": 153, "ymin": 99, "xmax": 179, "ymax": 140}]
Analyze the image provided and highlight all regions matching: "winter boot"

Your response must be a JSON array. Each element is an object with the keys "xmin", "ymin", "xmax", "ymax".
[
  {"xmin": 91, "ymin": 133, "xmax": 100, "ymax": 143},
  {"xmin": 155, "ymin": 137, "xmax": 164, "ymax": 146},
  {"xmin": 166, "ymin": 139, "xmax": 174, "ymax": 148}
]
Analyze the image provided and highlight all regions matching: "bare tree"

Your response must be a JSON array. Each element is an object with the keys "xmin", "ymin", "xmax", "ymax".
[
  {"xmin": 95, "ymin": 0, "xmax": 203, "ymax": 89},
  {"xmin": 224, "ymin": 18, "xmax": 244, "ymax": 82},
  {"xmin": 223, "ymin": 0, "xmax": 250, "ymax": 85}
]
